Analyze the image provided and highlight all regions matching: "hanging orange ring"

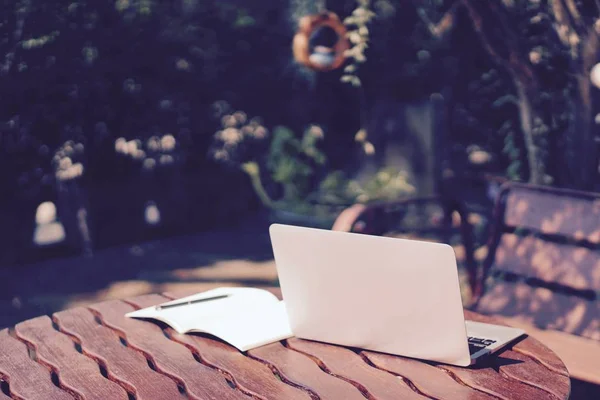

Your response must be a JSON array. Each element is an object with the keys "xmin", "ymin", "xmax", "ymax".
[{"xmin": 292, "ymin": 11, "xmax": 350, "ymax": 72}]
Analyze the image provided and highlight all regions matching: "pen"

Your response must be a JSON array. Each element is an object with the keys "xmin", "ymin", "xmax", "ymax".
[{"xmin": 155, "ymin": 294, "xmax": 230, "ymax": 310}]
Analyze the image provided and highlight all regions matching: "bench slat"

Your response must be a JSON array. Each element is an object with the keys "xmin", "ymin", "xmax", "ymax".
[
  {"xmin": 494, "ymin": 233, "xmax": 600, "ymax": 291},
  {"xmin": 476, "ymin": 281, "xmax": 600, "ymax": 341},
  {"xmin": 504, "ymin": 188, "xmax": 600, "ymax": 242}
]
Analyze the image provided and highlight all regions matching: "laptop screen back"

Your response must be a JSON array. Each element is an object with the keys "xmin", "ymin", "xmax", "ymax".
[{"xmin": 269, "ymin": 223, "xmax": 472, "ymax": 366}]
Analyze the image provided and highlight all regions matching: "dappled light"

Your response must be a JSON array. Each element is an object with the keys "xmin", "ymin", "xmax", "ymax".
[
  {"xmin": 495, "ymin": 234, "xmax": 600, "ymax": 290},
  {"xmin": 505, "ymin": 190, "xmax": 600, "ymax": 243},
  {"xmin": 477, "ymin": 282, "xmax": 599, "ymax": 341},
  {"xmin": 477, "ymin": 183, "xmax": 600, "ymax": 362}
]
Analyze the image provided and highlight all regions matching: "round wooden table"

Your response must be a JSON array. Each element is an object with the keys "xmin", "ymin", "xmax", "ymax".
[{"xmin": 0, "ymin": 290, "xmax": 571, "ymax": 399}]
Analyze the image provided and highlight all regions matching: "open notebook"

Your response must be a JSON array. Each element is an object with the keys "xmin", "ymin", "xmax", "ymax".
[{"xmin": 126, "ymin": 287, "xmax": 293, "ymax": 351}]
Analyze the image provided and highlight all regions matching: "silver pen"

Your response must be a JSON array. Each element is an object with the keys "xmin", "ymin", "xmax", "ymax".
[{"xmin": 155, "ymin": 294, "xmax": 230, "ymax": 310}]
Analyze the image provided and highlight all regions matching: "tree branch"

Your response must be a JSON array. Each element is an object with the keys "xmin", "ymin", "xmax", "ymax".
[
  {"xmin": 485, "ymin": 0, "xmax": 534, "ymax": 81},
  {"xmin": 564, "ymin": 0, "xmax": 583, "ymax": 29},
  {"xmin": 551, "ymin": 0, "xmax": 570, "ymax": 32},
  {"xmin": 460, "ymin": 1, "xmax": 509, "ymax": 68},
  {"xmin": 412, "ymin": 0, "xmax": 461, "ymax": 39},
  {"xmin": 552, "ymin": 0, "xmax": 582, "ymax": 41}
]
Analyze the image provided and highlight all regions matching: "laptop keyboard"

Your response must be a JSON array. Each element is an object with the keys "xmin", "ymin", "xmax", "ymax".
[{"xmin": 468, "ymin": 337, "xmax": 497, "ymax": 355}]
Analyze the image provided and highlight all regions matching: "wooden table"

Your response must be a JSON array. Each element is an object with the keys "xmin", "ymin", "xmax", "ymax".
[{"xmin": 0, "ymin": 290, "xmax": 571, "ymax": 400}]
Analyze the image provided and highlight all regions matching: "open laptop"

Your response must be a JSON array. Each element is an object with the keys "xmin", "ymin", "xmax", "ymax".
[{"xmin": 269, "ymin": 223, "xmax": 526, "ymax": 367}]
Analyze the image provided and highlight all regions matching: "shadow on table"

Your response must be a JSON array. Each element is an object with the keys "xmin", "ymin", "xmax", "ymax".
[{"xmin": 469, "ymin": 355, "xmax": 523, "ymax": 372}]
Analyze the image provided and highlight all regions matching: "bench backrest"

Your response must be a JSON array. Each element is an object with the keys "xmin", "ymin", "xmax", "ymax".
[{"xmin": 475, "ymin": 183, "xmax": 600, "ymax": 341}]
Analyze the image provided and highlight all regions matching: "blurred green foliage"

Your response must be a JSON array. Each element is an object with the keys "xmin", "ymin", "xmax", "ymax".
[
  {"xmin": 267, "ymin": 125, "xmax": 326, "ymax": 201},
  {"xmin": 210, "ymin": 108, "xmax": 414, "ymax": 217}
]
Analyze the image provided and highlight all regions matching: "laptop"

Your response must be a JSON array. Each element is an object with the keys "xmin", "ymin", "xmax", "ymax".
[{"xmin": 269, "ymin": 223, "xmax": 526, "ymax": 367}]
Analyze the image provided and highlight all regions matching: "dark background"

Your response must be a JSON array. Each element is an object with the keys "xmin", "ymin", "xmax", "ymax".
[{"xmin": 1, "ymin": 0, "xmax": 598, "ymax": 266}]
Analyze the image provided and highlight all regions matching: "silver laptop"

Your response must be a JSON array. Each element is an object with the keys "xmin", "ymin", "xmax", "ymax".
[{"xmin": 269, "ymin": 223, "xmax": 525, "ymax": 366}]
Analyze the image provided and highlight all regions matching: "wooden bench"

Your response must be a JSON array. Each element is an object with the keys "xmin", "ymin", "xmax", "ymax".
[{"xmin": 472, "ymin": 182, "xmax": 600, "ymax": 384}]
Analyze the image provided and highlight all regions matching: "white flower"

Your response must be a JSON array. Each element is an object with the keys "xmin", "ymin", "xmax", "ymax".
[
  {"xmin": 160, "ymin": 154, "xmax": 174, "ymax": 165},
  {"xmin": 233, "ymin": 111, "xmax": 247, "ymax": 125},
  {"xmin": 59, "ymin": 157, "xmax": 73, "ymax": 170},
  {"xmin": 132, "ymin": 149, "xmax": 146, "ymax": 160},
  {"xmin": 469, "ymin": 150, "xmax": 492, "ymax": 165},
  {"xmin": 144, "ymin": 202, "xmax": 161, "ymax": 225},
  {"xmin": 307, "ymin": 125, "xmax": 324, "ymax": 139},
  {"xmin": 241, "ymin": 125, "xmax": 255, "ymax": 136},
  {"xmin": 253, "ymin": 126, "xmax": 268, "ymax": 139},
  {"xmin": 143, "ymin": 158, "xmax": 156, "ymax": 170},
  {"xmin": 161, "ymin": 134, "xmax": 176, "ymax": 151},
  {"xmin": 126, "ymin": 140, "xmax": 138, "ymax": 155},
  {"xmin": 56, "ymin": 163, "xmax": 84, "ymax": 181},
  {"xmin": 218, "ymin": 128, "xmax": 243, "ymax": 145},
  {"xmin": 213, "ymin": 149, "xmax": 229, "ymax": 161},
  {"xmin": 115, "ymin": 137, "xmax": 127, "ymax": 154},
  {"xmin": 147, "ymin": 136, "xmax": 161, "ymax": 152},
  {"xmin": 529, "ymin": 50, "xmax": 542, "ymax": 65},
  {"xmin": 221, "ymin": 114, "xmax": 237, "ymax": 128},
  {"xmin": 355, "ymin": 129, "xmax": 367, "ymax": 142}
]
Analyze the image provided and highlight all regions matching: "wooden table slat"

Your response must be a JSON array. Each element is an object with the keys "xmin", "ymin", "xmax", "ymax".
[
  {"xmin": 361, "ymin": 351, "xmax": 495, "ymax": 400},
  {"xmin": 88, "ymin": 299, "xmax": 248, "ymax": 400},
  {"xmin": 128, "ymin": 294, "xmax": 311, "ymax": 400},
  {"xmin": 496, "ymin": 350, "xmax": 570, "ymax": 399},
  {"xmin": 443, "ymin": 362, "xmax": 556, "ymax": 400},
  {"xmin": 250, "ymin": 342, "xmax": 366, "ymax": 400},
  {"xmin": 511, "ymin": 334, "xmax": 571, "ymax": 377},
  {"xmin": 15, "ymin": 316, "xmax": 129, "ymax": 400},
  {"xmin": 0, "ymin": 329, "xmax": 74, "ymax": 400},
  {"xmin": 0, "ymin": 287, "xmax": 571, "ymax": 400},
  {"xmin": 287, "ymin": 338, "xmax": 427, "ymax": 400},
  {"xmin": 53, "ymin": 307, "xmax": 183, "ymax": 400}
]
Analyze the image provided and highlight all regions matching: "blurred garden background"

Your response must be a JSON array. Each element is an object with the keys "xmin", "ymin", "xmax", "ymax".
[{"xmin": 2, "ymin": 0, "xmax": 600, "ymax": 327}]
